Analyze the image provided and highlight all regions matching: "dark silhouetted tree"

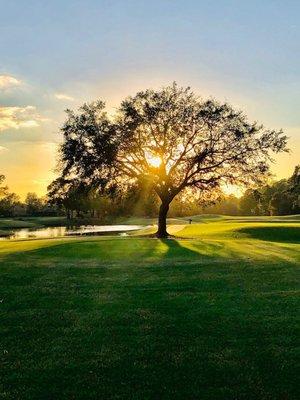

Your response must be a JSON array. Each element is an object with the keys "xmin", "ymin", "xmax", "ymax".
[{"xmin": 55, "ymin": 84, "xmax": 288, "ymax": 237}]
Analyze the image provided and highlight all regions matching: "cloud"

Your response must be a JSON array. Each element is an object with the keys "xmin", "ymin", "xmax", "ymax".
[
  {"xmin": 0, "ymin": 75, "xmax": 22, "ymax": 90},
  {"xmin": 0, "ymin": 145, "xmax": 8, "ymax": 153},
  {"xmin": 54, "ymin": 93, "xmax": 74, "ymax": 101},
  {"xmin": 0, "ymin": 106, "xmax": 46, "ymax": 132}
]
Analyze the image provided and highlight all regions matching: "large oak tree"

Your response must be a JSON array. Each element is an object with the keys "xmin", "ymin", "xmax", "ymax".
[{"xmin": 56, "ymin": 84, "xmax": 288, "ymax": 237}]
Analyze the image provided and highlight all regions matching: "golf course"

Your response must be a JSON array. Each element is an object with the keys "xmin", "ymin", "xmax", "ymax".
[{"xmin": 1, "ymin": 215, "xmax": 299, "ymax": 399}]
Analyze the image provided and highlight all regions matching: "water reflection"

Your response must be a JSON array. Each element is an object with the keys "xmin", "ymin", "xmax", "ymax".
[{"xmin": 0, "ymin": 225, "xmax": 144, "ymax": 240}]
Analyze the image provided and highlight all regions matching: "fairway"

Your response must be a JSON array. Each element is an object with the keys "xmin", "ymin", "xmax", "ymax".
[{"xmin": 0, "ymin": 217, "xmax": 299, "ymax": 399}]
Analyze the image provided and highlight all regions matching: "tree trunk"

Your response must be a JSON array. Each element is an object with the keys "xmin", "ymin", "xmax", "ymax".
[
  {"xmin": 66, "ymin": 209, "xmax": 71, "ymax": 220},
  {"xmin": 156, "ymin": 201, "xmax": 170, "ymax": 238}
]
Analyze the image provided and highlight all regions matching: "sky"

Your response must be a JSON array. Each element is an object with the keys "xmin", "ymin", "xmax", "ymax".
[{"xmin": 0, "ymin": 0, "xmax": 299, "ymax": 198}]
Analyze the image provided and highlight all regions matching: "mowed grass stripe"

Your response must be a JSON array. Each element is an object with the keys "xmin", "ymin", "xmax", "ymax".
[{"xmin": 0, "ymin": 217, "xmax": 299, "ymax": 399}]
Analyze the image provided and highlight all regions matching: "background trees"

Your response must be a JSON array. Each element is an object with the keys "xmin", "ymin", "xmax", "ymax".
[
  {"xmin": 219, "ymin": 166, "xmax": 299, "ymax": 216},
  {"xmin": 0, "ymin": 175, "xmax": 59, "ymax": 217},
  {"xmin": 25, "ymin": 193, "xmax": 44, "ymax": 216},
  {"xmin": 0, "ymin": 167, "xmax": 299, "ymax": 219},
  {"xmin": 0, "ymin": 175, "xmax": 21, "ymax": 217}
]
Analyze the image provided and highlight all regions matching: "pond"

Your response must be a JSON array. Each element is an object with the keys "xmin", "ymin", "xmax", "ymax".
[{"xmin": 0, "ymin": 225, "xmax": 144, "ymax": 240}]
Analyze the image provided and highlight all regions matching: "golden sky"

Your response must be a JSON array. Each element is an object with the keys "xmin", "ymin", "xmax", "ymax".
[
  {"xmin": 0, "ymin": 74, "xmax": 299, "ymax": 199},
  {"xmin": 0, "ymin": 1, "xmax": 299, "ymax": 198}
]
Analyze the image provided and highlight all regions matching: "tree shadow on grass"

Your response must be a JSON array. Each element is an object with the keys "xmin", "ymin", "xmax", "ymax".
[
  {"xmin": 237, "ymin": 226, "xmax": 300, "ymax": 244},
  {"xmin": 160, "ymin": 238, "xmax": 200, "ymax": 259},
  {"xmin": 0, "ymin": 236, "xmax": 228, "ymax": 270},
  {"xmin": 157, "ymin": 238, "xmax": 223, "ymax": 266}
]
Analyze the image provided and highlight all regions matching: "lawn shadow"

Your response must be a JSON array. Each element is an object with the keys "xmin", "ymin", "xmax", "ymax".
[
  {"xmin": 157, "ymin": 238, "xmax": 221, "ymax": 265},
  {"xmin": 237, "ymin": 226, "xmax": 300, "ymax": 244},
  {"xmin": 0, "ymin": 236, "xmax": 228, "ymax": 269}
]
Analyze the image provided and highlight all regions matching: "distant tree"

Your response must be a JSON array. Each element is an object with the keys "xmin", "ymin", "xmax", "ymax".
[
  {"xmin": 56, "ymin": 84, "xmax": 288, "ymax": 237},
  {"xmin": 119, "ymin": 179, "xmax": 159, "ymax": 217},
  {"xmin": 238, "ymin": 166, "xmax": 300, "ymax": 216},
  {"xmin": 0, "ymin": 192, "xmax": 21, "ymax": 217},
  {"xmin": 0, "ymin": 175, "xmax": 21, "ymax": 217},
  {"xmin": 48, "ymin": 177, "xmax": 113, "ymax": 219},
  {"xmin": 267, "ymin": 166, "xmax": 300, "ymax": 215},
  {"xmin": 197, "ymin": 192, "xmax": 239, "ymax": 215},
  {"xmin": 25, "ymin": 192, "xmax": 44, "ymax": 216},
  {"xmin": 239, "ymin": 189, "xmax": 264, "ymax": 215},
  {"xmin": 0, "ymin": 175, "xmax": 8, "ymax": 198},
  {"xmin": 288, "ymin": 165, "xmax": 300, "ymax": 212},
  {"xmin": 48, "ymin": 178, "xmax": 83, "ymax": 219}
]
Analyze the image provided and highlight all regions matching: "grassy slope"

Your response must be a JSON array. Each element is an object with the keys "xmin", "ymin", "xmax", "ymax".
[
  {"xmin": 0, "ymin": 218, "xmax": 299, "ymax": 400},
  {"xmin": 0, "ymin": 216, "xmax": 67, "ymax": 230},
  {"xmin": 1, "ymin": 214, "xmax": 299, "ymax": 230}
]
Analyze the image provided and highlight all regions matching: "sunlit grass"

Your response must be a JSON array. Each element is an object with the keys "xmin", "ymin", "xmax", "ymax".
[
  {"xmin": 1, "ymin": 219, "xmax": 299, "ymax": 264},
  {"xmin": 0, "ymin": 216, "xmax": 299, "ymax": 399}
]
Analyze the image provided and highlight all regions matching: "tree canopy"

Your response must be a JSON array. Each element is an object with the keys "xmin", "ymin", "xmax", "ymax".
[{"xmin": 56, "ymin": 83, "xmax": 288, "ymax": 237}]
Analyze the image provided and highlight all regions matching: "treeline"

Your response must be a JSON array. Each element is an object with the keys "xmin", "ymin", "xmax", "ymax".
[
  {"xmin": 47, "ymin": 165, "xmax": 299, "ymax": 218},
  {"xmin": 0, "ymin": 175, "xmax": 60, "ymax": 217},
  {"xmin": 0, "ymin": 166, "xmax": 299, "ymax": 219},
  {"xmin": 207, "ymin": 165, "xmax": 300, "ymax": 216}
]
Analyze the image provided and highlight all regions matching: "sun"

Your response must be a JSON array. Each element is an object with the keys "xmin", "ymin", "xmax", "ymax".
[
  {"xmin": 222, "ymin": 184, "xmax": 244, "ymax": 198},
  {"xmin": 146, "ymin": 154, "xmax": 162, "ymax": 168}
]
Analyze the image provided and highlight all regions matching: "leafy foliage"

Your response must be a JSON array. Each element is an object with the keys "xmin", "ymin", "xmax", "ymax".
[
  {"xmin": 53, "ymin": 83, "xmax": 288, "ymax": 235},
  {"xmin": 59, "ymin": 101, "xmax": 117, "ymax": 188},
  {"xmin": 238, "ymin": 165, "xmax": 300, "ymax": 215},
  {"xmin": 116, "ymin": 83, "xmax": 287, "ymax": 203}
]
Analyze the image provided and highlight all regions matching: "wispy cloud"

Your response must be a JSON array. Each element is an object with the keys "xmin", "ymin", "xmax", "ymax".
[
  {"xmin": 54, "ymin": 93, "xmax": 74, "ymax": 101},
  {"xmin": 0, "ymin": 106, "xmax": 47, "ymax": 132},
  {"xmin": 0, "ymin": 75, "xmax": 22, "ymax": 90},
  {"xmin": 0, "ymin": 145, "xmax": 8, "ymax": 153}
]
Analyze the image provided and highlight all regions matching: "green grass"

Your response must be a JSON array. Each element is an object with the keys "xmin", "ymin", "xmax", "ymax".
[
  {"xmin": 0, "ymin": 216, "xmax": 67, "ymax": 230},
  {"xmin": 0, "ymin": 217, "xmax": 299, "ymax": 399},
  {"xmin": 0, "ymin": 218, "xmax": 37, "ymax": 229}
]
